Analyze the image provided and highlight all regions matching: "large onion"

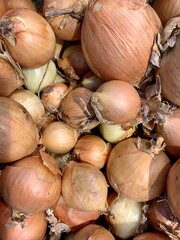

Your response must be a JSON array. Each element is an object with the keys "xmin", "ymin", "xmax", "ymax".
[
  {"xmin": 106, "ymin": 137, "xmax": 171, "ymax": 202},
  {"xmin": 81, "ymin": 0, "xmax": 162, "ymax": 86},
  {"xmin": 0, "ymin": 97, "xmax": 39, "ymax": 163}
]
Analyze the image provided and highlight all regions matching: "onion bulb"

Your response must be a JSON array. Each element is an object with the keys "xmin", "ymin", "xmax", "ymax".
[
  {"xmin": 167, "ymin": 159, "xmax": 180, "ymax": 221},
  {"xmin": 81, "ymin": 71, "xmax": 106, "ymax": 91},
  {"xmin": 0, "ymin": 8, "xmax": 56, "ymax": 68},
  {"xmin": 105, "ymin": 191, "xmax": 142, "ymax": 239},
  {"xmin": 42, "ymin": 121, "xmax": 79, "ymax": 154},
  {"xmin": 6, "ymin": 0, "xmax": 36, "ymax": 11},
  {"xmin": 0, "ymin": 97, "xmax": 39, "ymax": 163},
  {"xmin": 153, "ymin": 0, "xmax": 180, "ymax": 26},
  {"xmin": 106, "ymin": 137, "xmax": 171, "ymax": 202},
  {"xmin": 1, "ymin": 149, "xmax": 61, "ymax": 213},
  {"xmin": 91, "ymin": 80, "xmax": 141, "ymax": 124},
  {"xmin": 61, "ymin": 161, "xmax": 108, "ymax": 212},
  {"xmin": 74, "ymin": 223, "xmax": 115, "ymax": 240},
  {"xmin": 81, "ymin": 0, "xmax": 162, "ymax": 85},
  {"xmin": 133, "ymin": 232, "xmax": 170, "ymax": 240},
  {"xmin": 0, "ymin": 0, "xmax": 6, "ymax": 19},
  {"xmin": 0, "ymin": 197, "xmax": 47, "ymax": 240}
]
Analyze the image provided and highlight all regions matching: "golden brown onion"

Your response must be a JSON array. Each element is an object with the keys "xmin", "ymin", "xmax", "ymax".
[
  {"xmin": 106, "ymin": 137, "xmax": 171, "ymax": 202},
  {"xmin": 0, "ymin": 8, "xmax": 56, "ymax": 67},
  {"xmin": 81, "ymin": 0, "xmax": 162, "ymax": 85},
  {"xmin": 0, "ymin": 97, "xmax": 39, "ymax": 163},
  {"xmin": 6, "ymin": 0, "xmax": 36, "ymax": 11},
  {"xmin": 0, "ymin": 0, "xmax": 7, "ymax": 18},
  {"xmin": 133, "ymin": 232, "xmax": 170, "ymax": 240}
]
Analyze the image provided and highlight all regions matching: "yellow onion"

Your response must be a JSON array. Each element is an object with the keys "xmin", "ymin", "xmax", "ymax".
[
  {"xmin": 81, "ymin": 71, "xmax": 105, "ymax": 91},
  {"xmin": 73, "ymin": 134, "xmax": 112, "ymax": 169},
  {"xmin": 0, "ymin": 97, "xmax": 39, "ymax": 163},
  {"xmin": 0, "ymin": 0, "xmax": 6, "ymax": 19},
  {"xmin": 43, "ymin": 0, "xmax": 90, "ymax": 41},
  {"xmin": 81, "ymin": 0, "xmax": 162, "ymax": 86},
  {"xmin": 1, "ymin": 149, "xmax": 61, "ymax": 213},
  {"xmin": 156, "ymin": 107, "xmax": 180, "ymax": 159},
  {"xmin": 133, "ymin": 232, "xmax": 170, "ymax": 240},
  {"xmin": 0, "ymin": 197, "xmax": 47, "ymax": 240},
  {"xmin": 23, "ymin": 60, "xmax": 57, "ymax": 93},
  {"xmin": 106, "ymin": 137, "xmax": 171, "ymax": 202},
  {"xmin": 153, "ymin": 0, "xmax": 180, "ymax": 26},
  {"xmin": 9, "ymin": 88, "xmax": 45, "ymax": 125},
  {"xmin": 74, "ymin": 223, "xmax": 115, "ymax": 240},
  {"xmin": 6, "ymin": 0, "xmax": 36, "ymax": 11},
  {"xmin": 61, "ymin": 161, "xmax": 108, "ymax": 212},
  {"xmin": 42, "ymin": 121, "xmax": 79, "ymax": 155},
  {"xmin": 58, "ymin": 87, "xmax": 99, "ymax": 130},
  {"xmin": 147, "ymin": 197, "xmax": 180, "ymax": 239},
  {"xmin": 105, "ymin": 191, "xmax": 142, "ymax": 239},
  {"xmin": 91, "ymin": 80, "xmax": 141, "ymax": 124},
  {"xmin": 51, "ymin": 194, "xmax": 101, "ymax": 231},
  {"xmin": 167, "ymin": 159, "xmax": 180, "ymax": 221},
  {"xmin": 0, "ymin": 8, "xmax": 56, "ymax": 68}
]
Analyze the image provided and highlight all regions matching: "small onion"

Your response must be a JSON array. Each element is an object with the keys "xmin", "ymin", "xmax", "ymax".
[
  {"xmin": 42, "ymin": 121, "xmax": 79, "ymax": 154},
  {"xmin": 0, "ymin": 197, "xmax": 47, "ymax": 240},
  {"xmin": 91, "ymin": 80, "xmax": 141, "ymax": 124},
  {"xmin": 0, "ymin": 97, "xmax": 39, "ymax": 163},
  {"xmin": 106, "ymin": 137, "xmax": 171, "ymax": 202},
  {"xmin": 105, "ymin": 191, "xmax": 142, "ymax": 239},
  {"xmin": 0, "ymin": 8, "xmax": 56, "ymax": 68},
  {"xmin": 23, "ymin": 60, "xmax": 57, "ymax": 93},
  {"xmin": 167, "ymin": 159, "xmax": 180, "ymax": 221},
  {"xmin": 9, "ymin": 88, "xmax": 45, "ymax": 125},
  {"xmin": 153, "ymin": 0, "xmax": 180, "ymax": 26},
  {"xmin": 73, "ymin": 134, "xmax": 112, "ymax": 169},
  {"xmin": 1, "ymin": 149, "xmax": 61, "ymax": 213},
  {"xmin": 74, "ymin": 223, "xmax": 115, "ymax": 240},
  {"xmin": 81, "ymin": 0, "xmax": 162, "ymax": 85},
  {"xmin": 61, "ymin": 161, "xmax": 108, "ymax": 212},
  {"xmin": 6, "ymin": 0, "xmax": 36, "ymax": 11},
  {"xmin": 52, "ymin": 194, "xmax": 101, "ymax": 231},
  {"xmin": 58, "ymin": 87, "xmax": 99, "ymax": 130},
  {"xmin": 133, "ymin": 232, "xmax": 170, "ymax": 240}
]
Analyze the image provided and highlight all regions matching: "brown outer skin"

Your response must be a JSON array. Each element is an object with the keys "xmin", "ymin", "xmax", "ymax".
[
  {"xmin": 133, "ymin": 232, "xmax": 170, "ymax": 240},
  {"xmin": 81, "ymin": 0, "xmax": 162, "ymax": 86}
]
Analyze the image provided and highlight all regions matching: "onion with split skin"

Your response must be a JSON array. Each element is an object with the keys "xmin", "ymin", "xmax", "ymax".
[
  {"xmin": 81, "ymin": 0, "xmax": 162, "ymax": 86},
  {"xmin": 0, "ymin": 8, "xmax": 56, "ymax": 68}
]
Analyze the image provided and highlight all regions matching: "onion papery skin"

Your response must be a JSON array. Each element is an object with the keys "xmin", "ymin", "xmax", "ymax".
[
  {"xmin": 0, "ymin": 198, "xmax": 47, "ymax": 240},
  {"xmin": 133, "ymin": 232, "xmax": 170, "ymax": 240},
  {"xmin": 167, "ymin": 159, "xmax": 180, "ymax": 221},
  {"xmin": 61, "ymin": 161, "xmax": 108, "ymax": 212},
  {"xmin": 74, "ymin": 223, "xmax": 115, "ymax": 240},
  {"xmin": 153, "ymin": 0, "xmax": 180, "ymax": 26},
  {"xmin": 0, "ymin": 8, "xmax": 56, "ymax": 68},
  {"xmin": 106, "ymin": 138, "xmax": 171, "ymax": 202},
  {"xmin": 156, "ymin": 108, "xmax": 180, "ymax": 159},
  {"xmin": 6, "ymin": 0, "xmax": 36, "ymax": 11},
  {"xmin": 52, "ymin": 194, "xmax": 101, "ymax": 231},
  {"xmin": 81, "ymin": 0, "xmax": 162, "ymax": 86},
  {"xmin": 1, "ymin": 151, "xmax": 61, "ymax": 213},
  {"xmin": 157, "ymin": 37, "xmax": 180, "ymax": 106},
  {"xmin": 0, "ymin": 97, "xmax": 39, "ymax": 163}
]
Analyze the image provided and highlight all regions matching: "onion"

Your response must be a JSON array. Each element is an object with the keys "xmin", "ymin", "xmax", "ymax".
[
  {"xmin": 91, "ymin": 80, "xmax": 141, "ymax": 124},
  {"xmin": 6, "ymin": 0, "xmax": 36, "ymax": 11},
  {"xmin": 73, "ymin": 134, "xmax": 112, "ymax": 169},
  {"xmin": 81, "ymin": 0, "xmax": 162, "ymax": 86},
  {"xmin": 133, "ymin": 232, "xmax": 170, "ymax": 240},
  {"xmin": 147, "ymin": 197, "xmax": 180, "ymax": 239},
  {"xmin": 9, "ymin": 88, "xmax": 45, "ymax": 125},
  {"xmin": 153, "ymin": 0, "xmax": 180, "ymax": 26},
  {"xmin": 43, "ymin": 0, "xmax": 90, "ymax": 41},
  {"xmin": 61, "ymin": 161, "xmax": 108, "ymax": 212},
  {"xmin": 42, "ymin": 121, "xmax": 79, "ymax": 154},
  {"xmin": 106, "ymin": 137, "xmax": 171, "ymax": 202},
  {"xmin": 51, "ymin": 194, "xmax": 101, "ymax": 231},
  {"xmin": 58, "ymin": 87, "xmax": 99, "ymax": 130},
  {"xmin": 81, "ymin": 71, "xmax": 106, "ymax": 91},
  {"xmin": 74, "ymin": 223, "xmax": 115, "ymax": 240},
  {"xmin": 105, "ymin": 191, "xmax": 142, "ymax": 239},
  {"xmin": 23, "ymin": 60, "xmax": 57, "ymax": 93},
  {"xmin": 167, "ymin": 159, "xmax": 180, "ymax": 221},
  {"xmin": 0, "ymin": 197, "xmax": 47, "ymax": 240},
  {"xmin": 0, "ymin": 97, "xmax": 39, "ymax": 163},
  {"xmin": 0, "ymin": 8, "xmax": 56, "ymax": 68},
  {"xmin": 0, "ymin": 0, "xmax": 6, "ymax": 19},
  {"xmin": 1, "ymin": 149, "xmax": 61, "ymax": 213}
]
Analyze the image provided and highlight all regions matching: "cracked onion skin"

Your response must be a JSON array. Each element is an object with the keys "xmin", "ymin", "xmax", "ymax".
[{"xmin": 81, "ymin": 0, "xmax": 162, "ymax": 86}]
